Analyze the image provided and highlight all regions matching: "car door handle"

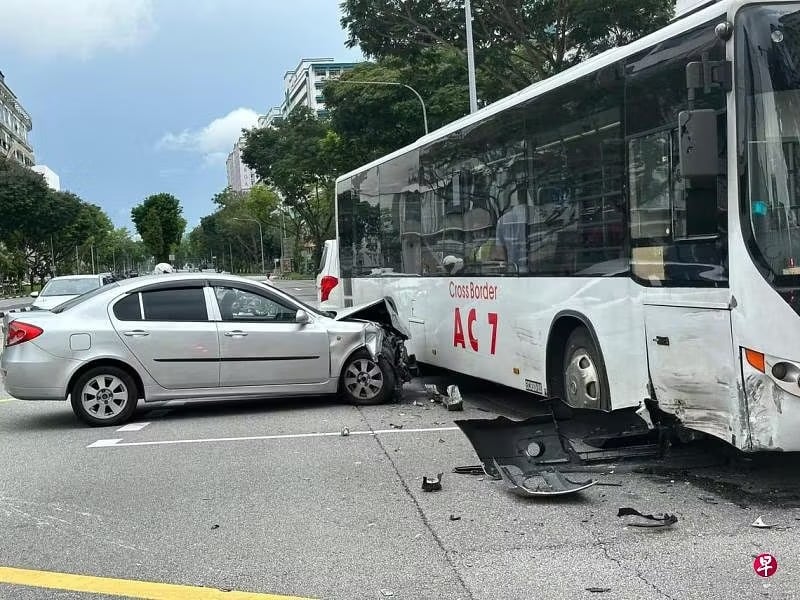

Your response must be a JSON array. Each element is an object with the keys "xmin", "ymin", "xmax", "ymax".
[
  {"xmin": 224, "ymin": 330, "xmax": 248, "ymax": 337},
  {"xmin": 122, "ymin": 330, "xmax": 150, "ymax": 337}
]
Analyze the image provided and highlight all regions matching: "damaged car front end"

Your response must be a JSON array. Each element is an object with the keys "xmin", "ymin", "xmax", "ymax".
[{"xmin": 331, "ymin": 298, "xmax": 415, "ymax": 400}]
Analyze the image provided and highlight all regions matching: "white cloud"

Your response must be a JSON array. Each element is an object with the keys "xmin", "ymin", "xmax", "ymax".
[
  {"xmin": 0, "ymin": 0, "xmax": 154, "ymax": 59},
  {"xmin": 157, "ymin": 108, "xmax": 259, "ymax": 164}
]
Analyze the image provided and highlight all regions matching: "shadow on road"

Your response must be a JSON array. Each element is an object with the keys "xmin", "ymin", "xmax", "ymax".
[{"xmin": 133, "ymin": 395, "xmax": 345, "ymax": 423}]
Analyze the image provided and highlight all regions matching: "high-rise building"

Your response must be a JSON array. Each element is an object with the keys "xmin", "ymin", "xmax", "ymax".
[
  {"xmin": 282, "ymin": 58, "xmax": 359, "ymax": 118},
  {"xmin": 258, "ymin": 106, "xmax": 283, "ymax": 129},
  {"xmin": 226, "ymin": 137, "xmax": 258, "ymax": 192},
  {"xmin": 0, "ymin": 70, "xmax": 34, "ymax": 167},
  {"xmin": 32, "ymin": 165, "xmax": 60, "ymax": 191}
]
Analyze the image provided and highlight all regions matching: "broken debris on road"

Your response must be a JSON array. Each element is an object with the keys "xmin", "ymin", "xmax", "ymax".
[
  {"xmin": 422, "ymin": 473, "xmax": 443, "ymax": 492},
  {"xmin": 617, "ymin": 507, "xmax": 678, "ymax": 528}
]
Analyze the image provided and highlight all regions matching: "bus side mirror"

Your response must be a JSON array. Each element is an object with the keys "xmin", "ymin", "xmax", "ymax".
[{"xmin": 679, "ymin": 109, "xmax": 719, "ymax": 181}]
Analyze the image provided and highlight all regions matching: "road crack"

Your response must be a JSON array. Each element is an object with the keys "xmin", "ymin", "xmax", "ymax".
[
  {"xmin": 357, "ymin": 406, "xmax": 475, "ymax": 600},
  {"xmin": 590, "ymin": 532, "xmax": 677, "ymax": 600}
]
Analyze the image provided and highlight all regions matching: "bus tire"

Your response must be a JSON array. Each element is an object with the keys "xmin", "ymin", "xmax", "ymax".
[
  {"xmin": 560, "ymin": 327, "xmax": 609, "ymax": 411},
  {"xmin": 341, "ymin": 350, "xmax": 396, "ymax": 406}
]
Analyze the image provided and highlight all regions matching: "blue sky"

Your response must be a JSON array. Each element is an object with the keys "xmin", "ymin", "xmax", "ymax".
[{"xmin": 0, "ymin": 0, "xmax": 362, "ymax": 233}]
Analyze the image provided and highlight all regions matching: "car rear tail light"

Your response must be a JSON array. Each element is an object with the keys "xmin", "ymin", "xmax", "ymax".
[
  {"xmin": 320, "ymin": 275, "xmax": 339, "ymax": 302},
  {"xmin": 5, "ymin": 321, "xmax": 43, "ymax": 348}
]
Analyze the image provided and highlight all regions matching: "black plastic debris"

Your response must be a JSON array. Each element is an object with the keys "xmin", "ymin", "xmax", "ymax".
[
  {"xmin": 210, "ymin": 524, "xmax": 220, "ymax": 530},
  {"xmin": 422, "ymin": 473, "xmax": 443, "ymax": 492},
  {"xmin": 453, "ymin": 465, "xmax": 485, "ymax": 475},
  {"xmin": 586, "ymin": 587, "xmax": 612, "ymax": 593},
  {"xmin": 389, "ymin": 423, "xmax": 404, "ymax": 429},
  {"xmin": 340, "ymin": 427, "xmax": 350, "ymax": 437},
  {"xmin": 617, "ymin": 507, "xmax": 677, "ymax": 528},
  {"xmin": 449, "ymin": 514, "xmax": 461, "ymax": 521}
]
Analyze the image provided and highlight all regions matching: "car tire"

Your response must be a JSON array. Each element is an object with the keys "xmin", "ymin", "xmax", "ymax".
[
  {"xmin": 70, "ymin": 366, "xmax": 138, "ymax": 427},
  {"xmin": 561, "ymin": 327, "xmax": 609, "ymax": 411},
  {"xmin": 341, "ymin": 350, "xmax": 395, "ymax": 406}
]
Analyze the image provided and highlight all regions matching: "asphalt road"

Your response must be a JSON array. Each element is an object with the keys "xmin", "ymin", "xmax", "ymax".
[
  {"xmin": 1, "ymin": 280, "xmax": 799, "ymax": 599},
  {"xmin": 0, "ymin": 296, "xmax": 31, "ymax": 312}
]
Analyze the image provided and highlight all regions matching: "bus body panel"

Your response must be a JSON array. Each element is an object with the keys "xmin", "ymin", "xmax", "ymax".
[{"xmin": 351, "ymin": 276, "xmax": 651, "ymax": 411}]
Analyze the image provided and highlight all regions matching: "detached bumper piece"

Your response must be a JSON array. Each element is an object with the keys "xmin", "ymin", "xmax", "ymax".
[
  {"xmin": 493, "ymin": 461, "xmax": 597, "ymax": 497},
  {"xmin": 454, "ymin": 399, "xmax": 664, "ymax": 497}
]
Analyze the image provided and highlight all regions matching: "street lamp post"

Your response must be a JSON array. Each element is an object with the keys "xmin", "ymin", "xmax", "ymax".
[
  {"xmin": 233, "ymin": 217, "xmax": 265, "ymax": 274},
  {"xmin": 465, "ymin": 0, "xmax": 478, "ymax": 113},
  {"xmin": 335, "ymin": 80, "xmax": 429, "ymax": 135}
]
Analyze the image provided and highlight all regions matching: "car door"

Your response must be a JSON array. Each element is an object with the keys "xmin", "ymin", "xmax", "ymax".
[
  {"xmin": 213, "ymin": 284, "xmax": 330, "ymax": 387},
  {"xmin": 110, "ymin": 284, "xmax": 220, "ymax": 389}
]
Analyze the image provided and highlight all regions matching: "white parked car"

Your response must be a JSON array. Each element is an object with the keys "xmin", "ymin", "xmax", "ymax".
[{"xmin": 30, "ymin": 274, "xmax": 115, "ymax": 310}]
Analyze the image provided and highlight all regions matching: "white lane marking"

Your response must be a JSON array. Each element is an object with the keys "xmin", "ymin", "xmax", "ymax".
[
  {"xmin": 87, "ymin": 426, "xmax": 460, "ymax": 449},
  {"xmin": 87, "ymin": 439, "xmax": 123, "ymax": 448},
  {"xmin": 145, "ymin": 409, "xmax": 171, "ymax": 418},
  {"xmin": 0, "ymin": 397, "xmax": 14, "ymax": 403},
  {"xmin": 116, "ymin": 422, "xmax": 151, "ymax": 432}
]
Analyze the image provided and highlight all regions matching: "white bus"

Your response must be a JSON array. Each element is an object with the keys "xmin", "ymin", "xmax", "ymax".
[{"xmin": 334, "ymin": 0, "xmax": 800, "ymax": 452}]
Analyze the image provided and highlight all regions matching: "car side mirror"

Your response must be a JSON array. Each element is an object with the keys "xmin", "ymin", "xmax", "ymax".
[
  {"xmin": 295, "ymin": 309, "xmax": 310, "ymax": 325},
  {"xmin": 30, "ymin": 291, "xmax": 39, "ymax": 298}
]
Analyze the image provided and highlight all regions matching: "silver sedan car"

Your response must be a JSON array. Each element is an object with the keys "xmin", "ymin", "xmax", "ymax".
[{"xmin": 1, "ymin": 273, "xmax": 412, "ymax": 426}]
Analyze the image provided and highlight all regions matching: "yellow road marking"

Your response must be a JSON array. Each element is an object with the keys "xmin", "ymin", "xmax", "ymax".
[{"xmin": 0, "ymin": 566, "xmax": 315, "ymax": 600}]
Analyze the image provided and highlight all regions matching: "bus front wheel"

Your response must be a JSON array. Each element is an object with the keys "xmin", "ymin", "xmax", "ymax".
[{"xmin": 561, "ymin": 327, "xmax": 608, "ymax": 411}]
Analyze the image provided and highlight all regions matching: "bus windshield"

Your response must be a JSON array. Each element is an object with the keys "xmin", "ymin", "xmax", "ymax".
[{"xmin": 738, "ymin": 4, "xmax": 800, "ymax": 288}]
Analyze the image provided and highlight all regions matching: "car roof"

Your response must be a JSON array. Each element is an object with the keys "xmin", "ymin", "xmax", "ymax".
[{"xmin": 111, "ymin": 272, "xmax": 271, "ymax": 292}]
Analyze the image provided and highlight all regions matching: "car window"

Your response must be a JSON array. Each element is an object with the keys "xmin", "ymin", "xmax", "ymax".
[
  {"xmin": 318, "ymin": 245, "xmax": 328, "ymax": 272},
  {"xmin": 214, "ymin": 286, "xmax": 297, "ymax": 322},
  {"xmin": 141, "ymin": 288, "xmax": 208, "ymax": 321},
  {"xmin": 113, "ymin": 294, "xmax": 142, "ymax": 321},
  {"xmin": 41, "ymin": 277, "xmax": 101, "ymax": 296},
  {"xmin": 50, "ymin": 282, "xmax": 119, "ymax": 313}
]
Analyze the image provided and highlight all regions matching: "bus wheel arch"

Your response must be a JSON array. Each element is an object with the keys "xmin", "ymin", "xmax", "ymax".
[{"xmin": 546, "ymin": 312, "xmax": 611, "ymax": 412}]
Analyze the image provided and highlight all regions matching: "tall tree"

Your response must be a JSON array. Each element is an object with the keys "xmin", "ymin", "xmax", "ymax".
[
  {"xmin": 322, "ymin": 49, "xmax": 469, "ymax": 169},
  {"xmin": 341, "ymin": 0, "xmax": 675, "ymax": 102},
  {"xmin": 242, "ymin": 108, "xmax": 337, "ymax": 266},
  {"xmin": 131, "ymin": 193, "xmax": 186, "ymax": 263}
]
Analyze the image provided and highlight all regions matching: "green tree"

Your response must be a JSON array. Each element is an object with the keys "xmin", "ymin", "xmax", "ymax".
[
  {"xmin": 242, "ymin": 108, "xmax": 337, "ymax": 266},
  {"xmin": 340, "ymin": 0, "xmax": 675, "ymax": 102},
  {"xmin": 189, "ymin": 186, "xmax": 283, "ymax": 273},
  {"xmin": 131, "ymin": 193, "xmax": 186, "ymax": 263},
  {"xmin": 323, "ymin": 48, "xmax": 469, "ymax": 169}
]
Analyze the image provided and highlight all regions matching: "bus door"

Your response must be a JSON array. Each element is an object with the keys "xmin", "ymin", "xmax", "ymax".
[
  {"xmin": 630, "ymin": 124, "xmax": 739, "ymax": 445},
  {"xmin": 642, "ymin": 295, "xmax": 738, "ymax": 445}
]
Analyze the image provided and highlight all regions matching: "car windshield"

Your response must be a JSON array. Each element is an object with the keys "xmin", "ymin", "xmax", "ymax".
[
  {"xmin": 41, "ymin": 277, "xmax": 100, "ymax": 296},
  {"xmin": 738, "ymin": 4, "xmax": 800, "ymax": 284}
]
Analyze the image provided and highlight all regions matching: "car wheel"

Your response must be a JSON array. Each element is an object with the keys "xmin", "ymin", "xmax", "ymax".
[
  {"xmin": 341, "ymin": 350, "xmax": 395, "ymax": 405},
  {"xmin": 70, "ymin": 366, "xmax": 138, "ymax": 427},
  {"xmin": 561, "ymin": 327, "xmax": 609, "ymax": 411}
]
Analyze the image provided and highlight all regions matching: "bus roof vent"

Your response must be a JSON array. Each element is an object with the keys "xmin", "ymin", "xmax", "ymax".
[{"xmin": 675, "ymin": 0, "xmax": 721, "ymax": 19}]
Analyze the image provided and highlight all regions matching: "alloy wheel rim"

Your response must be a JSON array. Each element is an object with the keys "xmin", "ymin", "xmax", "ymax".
[
  {"xmin": 344, "ymin": 358, "xmax": 384, "ymax": 401},
  {"xmin": 81, "ymin": 375, "xmax": 128, "ymax": 419}
]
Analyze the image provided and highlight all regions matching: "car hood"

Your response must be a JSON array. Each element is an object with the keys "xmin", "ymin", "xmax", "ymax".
[
  {"xmin": 31, "ymin": 294, "xmax": 77, "ymax": 310},
  {"xmin": 332, "ymin": 298, "xmax": 410, "ymax": 339}
]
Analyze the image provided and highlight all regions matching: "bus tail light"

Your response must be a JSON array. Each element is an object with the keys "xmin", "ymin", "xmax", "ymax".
[
  {"xmin": 320, "ymin": 276, "xmax": 339, "ymax": 302},
  {"xmin": 745, "ymin": 348, "xmax": 765, "ymax": 373},
  {"xmin": 5, "ymin": 321, "xmax": 43, "ymax": 348}
]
